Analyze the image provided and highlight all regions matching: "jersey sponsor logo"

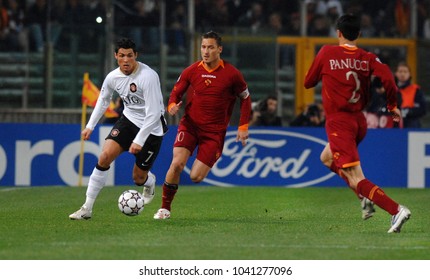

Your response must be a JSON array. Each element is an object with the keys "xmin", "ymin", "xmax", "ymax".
[
  {"xmin": 204, "ymin": 79, "xmax": 211, "ymax": 86},
  {"xmin": 183, "ymin": 129, "xmax": 335, "ymax": 187},
  {"xmin": 329, "ymin": 58, "xmax": 369, "ymax": 71},
  {"xmin": 201, "ymin": 74, "xmax": 216, "ymax": 79},
  {"xmin": 121, "ymin": 95, "xmax": 142, "ymax": 105},
  {"xmin": 130, "ymin": 83, "xmax": 137, "ymax": 93}
]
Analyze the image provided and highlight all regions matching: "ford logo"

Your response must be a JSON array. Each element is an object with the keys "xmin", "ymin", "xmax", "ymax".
[{"xmin": 184, "ymin": 128, "xmax": 335, "ymax": 187}]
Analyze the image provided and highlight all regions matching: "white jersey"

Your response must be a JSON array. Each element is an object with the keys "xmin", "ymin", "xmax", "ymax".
[{"xmin": 86, "ymin": 61, "xmax": 166, "ymax": 146}]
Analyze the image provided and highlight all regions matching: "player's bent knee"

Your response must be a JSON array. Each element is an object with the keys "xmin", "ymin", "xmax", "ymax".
[
  {"xmin": 320, "ymin": 147, "xmax": 333, "ymax": 168},
  {"xmin": 320, "ymin": 155, "xmax": 331, "ymax": 168},
  {"xmin": 170, "ymin": 161, "xmax": 186, "ymax": 174},
  {"xmin": 98, "ymin": 152, "xmax": 112, "ymax": 167},
  {"xmin": 190, "ymin": 174, "xmax": 204, "ymax": 183}
]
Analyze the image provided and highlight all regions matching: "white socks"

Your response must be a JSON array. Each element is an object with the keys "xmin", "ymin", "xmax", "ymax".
[{"xmin": 84, "ymin": 167, "xmax": 109, "ymax": 210}]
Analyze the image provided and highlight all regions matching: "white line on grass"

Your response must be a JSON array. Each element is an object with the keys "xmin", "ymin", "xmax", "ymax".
[
  {"xmin": 0, "ymin": 187, "xmax": 33, "ymax": 192},
  {"xmin": 47, "ymin": 241, "xmax": 430, "ymax": 251}
]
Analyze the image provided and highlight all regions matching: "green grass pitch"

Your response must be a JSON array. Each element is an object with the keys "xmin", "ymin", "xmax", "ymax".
[{"xmin": 0, "ymin": 186, "xmax": 429, "ymax": 260}]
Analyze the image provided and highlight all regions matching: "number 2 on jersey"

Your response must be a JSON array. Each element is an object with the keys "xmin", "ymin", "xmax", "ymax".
[{"xmin": 346, "ymin": 70, "xmax": 360, "ymax": 103}]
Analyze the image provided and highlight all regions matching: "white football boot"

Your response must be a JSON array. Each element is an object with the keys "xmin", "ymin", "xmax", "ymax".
[
  {"xmin": 153, "ymin": 208, "xmax": 171, "ymax": 220},
  {"xmin": 142, "ymin": 171, "xmax": 156, "ymax": 205},
  {"xmin": 361, "ymin": 197, "xmax": 376, "ymax": 220},
  {"xmin": 387, "ymin": 205, "xmax": 411, "ymax": 233},
  {"xmin": 69, "ymin": 206, "xmax": 92, "ymax": 220}
]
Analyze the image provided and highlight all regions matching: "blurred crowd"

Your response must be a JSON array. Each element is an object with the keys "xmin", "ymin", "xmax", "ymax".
[
  {"xmin": 1, "ymin": 0, "xmax": 430, "ymax": 53},
  {"xmin": 195, "ymin": 0, "xmax": 430, "ymax": 39},
  {"xmin": 365, "ymin": 61, "xmax": 426, "ymax": 129},
  {"xmin": 1, "ymin": 0, "xmax": 427, "ymax": 128},
  {"xmin": 0, "ymin": 0, "xmax": 106, "ymax": 52}
]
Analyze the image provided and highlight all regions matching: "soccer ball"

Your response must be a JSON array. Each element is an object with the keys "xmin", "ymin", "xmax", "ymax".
[{"xmin": 118, "ymin": 190, "xmax": 144, "ymax": 216}]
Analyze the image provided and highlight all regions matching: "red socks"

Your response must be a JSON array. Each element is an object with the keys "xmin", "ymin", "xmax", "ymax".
[
  {"xmin": 161, "ymin": 182, "xmax": 178, "ymax": 211},
  {"xmin": 329, "ymin": 163, "xmax": 399, "ymax": 215},
  {"xmin": 357, "ymin": 179, "xmax": 399, "ymax": 215}
]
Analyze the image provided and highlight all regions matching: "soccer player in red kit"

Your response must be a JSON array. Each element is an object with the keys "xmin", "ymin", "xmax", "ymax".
[
  {"xmin": 304, "ymin": 14, "xmax": 411, "ymax": 233},
  {"xmin": 153, "ymin": 31, "xmax": 252, "ymax": 219}
]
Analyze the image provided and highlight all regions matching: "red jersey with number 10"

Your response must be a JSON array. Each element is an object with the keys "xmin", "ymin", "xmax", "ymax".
[
  {"xmin": 169, "ymin": 60, "xmax": 250, "ymax": 132},
  {"xmin": 304, "ymin": 45, "xmax": 398, "ymax": 117}
]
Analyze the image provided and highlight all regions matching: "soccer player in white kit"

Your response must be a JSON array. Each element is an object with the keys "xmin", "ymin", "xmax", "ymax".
[{"xmin": 69, "ymin": 38, "xmax": 167, "ymax": 220}]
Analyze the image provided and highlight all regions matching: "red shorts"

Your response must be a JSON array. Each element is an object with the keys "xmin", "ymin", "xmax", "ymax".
[
  {"xmin": 325, "ymin": 111, "xmax": 367, "ymax": 169},
  {"xmin": 174, "ymin": 117, "xmax": 226, "ymax": 168}
]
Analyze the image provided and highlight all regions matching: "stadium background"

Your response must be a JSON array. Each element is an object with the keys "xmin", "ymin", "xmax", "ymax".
[{"xmin": 1, "ymin": 0, "xmax": 430, "ymax": 188}]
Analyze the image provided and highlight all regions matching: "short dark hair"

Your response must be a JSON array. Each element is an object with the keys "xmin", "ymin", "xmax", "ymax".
[
  {"xmin": 202, "ymin": 31, "xmax": 222, "ymax": 46},
  {"xmin": 396, "ymin": 61, "xmax": 410, "ymax": 71},
  {"xmin": 336, "ymin": 14, "xmax": 360, "ymax": 41},
  {"xmin": 115, "ymin": 38, "xmax": 137, "ymax": 53}
]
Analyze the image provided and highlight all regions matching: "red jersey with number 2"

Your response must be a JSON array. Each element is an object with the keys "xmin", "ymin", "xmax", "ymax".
[{"xmin": 304, "ymin": 44, "xmax": 398, "ymax": 118}]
